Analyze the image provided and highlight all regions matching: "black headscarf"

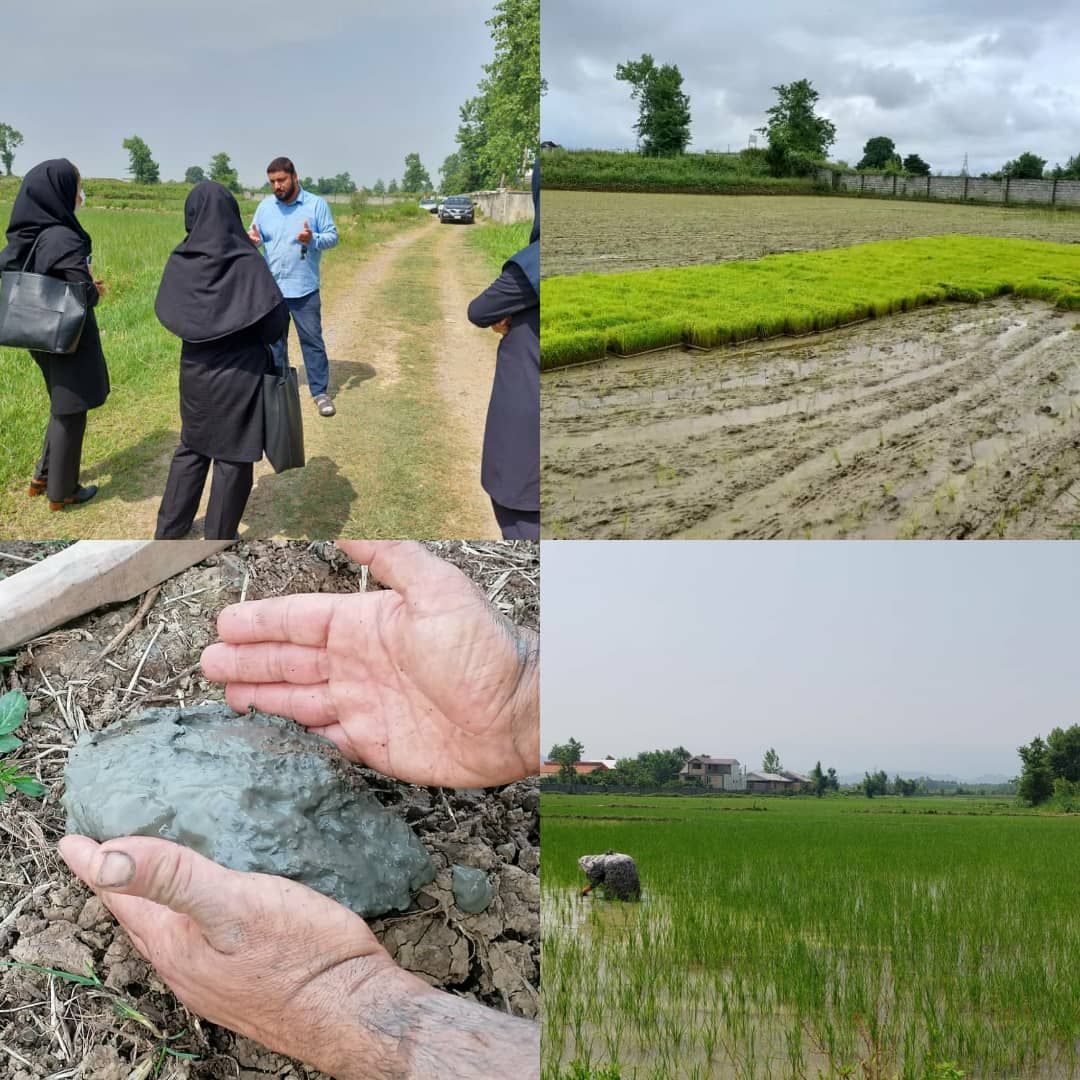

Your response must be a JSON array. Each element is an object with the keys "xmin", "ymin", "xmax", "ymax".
[
  {"xmin": 155, "ymin": 181, "xmax": 283, "ymax": 343},
  {"xmin": 505, "ymin": 158, "xmax": 539, "ymax": 295},
  {"xmin": 0, "ymin": 158, "xmax": 91, "ymax": 271}
]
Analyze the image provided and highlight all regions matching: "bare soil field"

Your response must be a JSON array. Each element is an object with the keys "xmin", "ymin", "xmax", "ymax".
[
  {"xmin": 542, "ymin": 297, "xmax": 1080, "ymax": 539},
  {"xmin": 541, "ymin": 191, "xmax": 1080, "ymax": 277},
  {"xmin": 0, "ymin": 541, "xmax": 538, "ymax": 1079}
]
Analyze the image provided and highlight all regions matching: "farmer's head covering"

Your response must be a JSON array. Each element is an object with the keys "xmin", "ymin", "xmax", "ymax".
[
  {"xmin": 155, "ymin": 181, "xmax": 283, "ymax": 343},
  {"xmin": 0, "ymin": 158, "xmax": 91, "ymax": 271},
  {"xmin": 505, "ymin": 157, "xmax": 539, "ymax": 295}
]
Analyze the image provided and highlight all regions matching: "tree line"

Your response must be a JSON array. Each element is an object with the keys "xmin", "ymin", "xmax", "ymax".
[
  {"xmin": 1017, "ymin": 725, "xmax": 1080, "ymax": 806},
  {"xmin": 604, "ymin": 58, "xmax": 1080, "ymax": 182}
]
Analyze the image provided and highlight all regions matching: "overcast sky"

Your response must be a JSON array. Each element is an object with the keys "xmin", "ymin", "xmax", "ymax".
[
  {"xmin": 541, "ymin": 542, "xmax": 1080, "ymax": 780},
  {"xmin": 3, "ymin": 0, "xmax": 494, "ymax": 187},
  {"xmin": 541, "ymin": 0, "xmax": 1080, "ymax": 176}
]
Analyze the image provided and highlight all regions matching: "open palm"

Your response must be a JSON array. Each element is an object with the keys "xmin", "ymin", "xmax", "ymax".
[{"xmin": 200, "ymin": 541, "xmax": 538, "ymax": 787}]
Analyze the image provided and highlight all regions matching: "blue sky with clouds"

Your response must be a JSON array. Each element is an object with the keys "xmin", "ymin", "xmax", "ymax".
[
  {"xmin": 542, "ymin": 541, "xmax": 1080, "ymax": 780},
  {"xmin": 3, "ymin": 0, "xmax": 496, "ymax": 187},
  {"xmin": 541, "ymin": 0, "xmax": 1080, "ymax": 175}
]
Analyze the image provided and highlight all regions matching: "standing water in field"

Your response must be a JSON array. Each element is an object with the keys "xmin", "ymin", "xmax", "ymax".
[{"xmin": 62, "ymin": 703, "xmax": 435, "ymax": 917}]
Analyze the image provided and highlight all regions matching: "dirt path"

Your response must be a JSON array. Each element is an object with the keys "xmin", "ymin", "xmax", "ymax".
[
  {"xmin": 542, "ymin": 297, "xmax": 1080, "ymax": 539},
  {"xmin": 4, "ymin": 219, "xmax": 499, "ymax": 540}
]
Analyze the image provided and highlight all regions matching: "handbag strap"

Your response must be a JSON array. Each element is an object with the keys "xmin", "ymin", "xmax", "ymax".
[{"xmin": 20, "ymin": 231, "xmax": 47, "ymax": 273}]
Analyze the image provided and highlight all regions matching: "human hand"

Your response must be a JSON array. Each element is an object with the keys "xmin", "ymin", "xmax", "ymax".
[
  {"xmin": 57, "ymin": 834, "xmax": 400, "ymax": 1078},
  {"xmin": 200, "ymin": 541, "xmax": 539, "ymax": 788},
  {"xmin": 93, "ymin": 279, "xmax": 106, "ymax": 299},
  {"xmin": 492, "ymin": 317, "xmax": 512, "ymax": 337},
  {"xmin": 58, "ymin": 834, "xmax": 541, "ymax": 1079},
  {"xmin": 248, "ymin": 223, "xmax": 262, "ymax": 245},
  {"xmin": 296, "ymin": 219, "xmax": 314, "ymax": 244}
]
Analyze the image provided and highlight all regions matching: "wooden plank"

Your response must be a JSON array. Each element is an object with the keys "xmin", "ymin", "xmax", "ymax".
[{"xmin": 0, "ymin": 541, "xmax": 233, "ymax": 652}]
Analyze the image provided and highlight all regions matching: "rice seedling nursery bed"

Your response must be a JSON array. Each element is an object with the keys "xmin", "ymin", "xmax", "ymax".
[
  {"xmin": 540, "ymin": 236, "xmax": 1080, "ymax": 369},
  {"xmin": 541, "ymin": 793, "xmax": 1080, "ymax": 1080},
  {"xmin": 541, "ymin": 192, "xmax": 1080, "ymax": 279}
]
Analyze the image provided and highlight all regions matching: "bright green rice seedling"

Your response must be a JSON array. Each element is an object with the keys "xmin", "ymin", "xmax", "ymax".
[
  {"xmin": 0, "ymin": 690, "xmax": 44, "ymax": 801},
  {"xmin": 542, "ymin": 793, "xmax": 1080, "ymax": 1079},
  {"xmin": 540, "ymin": 236, "xmax": 1080, "ymax": 369}
]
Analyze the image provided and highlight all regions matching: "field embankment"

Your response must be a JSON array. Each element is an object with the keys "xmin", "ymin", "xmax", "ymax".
[
  {"xmin": 540, "ymin": 235, "xmax": 1080, "ymax": 368},
  {"xmin": 542, "ymin": 793, "xmax": 1080, "ymax": 1079},
  {"xmin": 541, "ymin": 148, "xmax": 823, "ymax": 195}
]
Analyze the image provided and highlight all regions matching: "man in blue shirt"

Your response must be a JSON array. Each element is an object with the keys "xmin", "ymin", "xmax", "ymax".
[{"xmin": 249, "ymin": 156, "xmax": 339, "ymax": 417}]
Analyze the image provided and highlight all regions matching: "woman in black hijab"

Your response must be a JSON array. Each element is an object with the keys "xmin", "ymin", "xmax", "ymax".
[
  {"xmin": 0, "ymin": 159, "xmax": 109, "ymax": 510},
  {"xmin": 154, "ymin": 181, "xmax": 288, "ymax": 540},
  {"xmin": 467, "ymin": 161, "xmax": 540, "ymax": 540}
]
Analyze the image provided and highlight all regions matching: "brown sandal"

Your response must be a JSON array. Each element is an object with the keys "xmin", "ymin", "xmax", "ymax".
[
  {"xmin": 48, "ymin": 484, "xmax": 98, "ymax": 511},
  {"xmin": 28, "ymin": 478, "xmax": 47, "ymax": 497}
]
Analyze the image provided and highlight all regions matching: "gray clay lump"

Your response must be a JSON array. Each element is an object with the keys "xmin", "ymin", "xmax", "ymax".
[
  {"xmin": 62, "ymin": 704, "xmax": 435, "ymax": 917},
  {"xmin": 452, "ymin": 864, "xmax": 494, "ymax": 913}
]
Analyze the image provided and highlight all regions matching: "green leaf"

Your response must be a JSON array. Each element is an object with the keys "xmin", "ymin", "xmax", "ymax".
[
  {"xmin": 0, "ymin": 690, "xmax": 28, "ymax": 736},
  {"xmin": 0, "ymin": 734, "xmax": 22, "ymax": 753},
  {"xmin": 0, "ymin": 960, "xmax": 103, "ymax": 987},
  {"xmin": 11, "ymin": 776, "xmax": 44, "ymax": 797}
]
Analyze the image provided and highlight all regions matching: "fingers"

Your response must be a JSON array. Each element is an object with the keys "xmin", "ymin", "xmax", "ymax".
[
  {"xmin": 58, "ymin": 835, "xmax": 242, "ymax": 951},
  {"xmin": 335, "ymin": 541, "xmax": 467, "ymax": 608},
  {"xmin": 201, "ymin": 641, "xmax": 329, "ymax": 685},
  {"xmin": 214, "ymin": 593, "xmax": 344, "ymax": 646},
  {"xmin": 222, "ymin": 681, "xmax": 339, "ymax": 727}
]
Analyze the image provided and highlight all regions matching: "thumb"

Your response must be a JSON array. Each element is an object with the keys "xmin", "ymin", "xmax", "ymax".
[{"xmin": 59, "ymin": 835, "xmax": 239, "ymax": 944}]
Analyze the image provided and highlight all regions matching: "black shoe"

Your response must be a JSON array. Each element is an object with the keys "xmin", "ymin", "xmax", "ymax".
[{"xmin": 49, "ymin": 484, "xmax": 98, "ymax": 511}]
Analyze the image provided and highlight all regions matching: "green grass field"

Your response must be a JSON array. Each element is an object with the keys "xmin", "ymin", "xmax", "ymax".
[
  {"xmin": 539, "ymin": 235, "xmax": 1080, "ymax": 368},
  {"xmin": 466, "ymin": 219, "xmax": 532, "ymax": 271},
  {"xmin": 542, "ymin": 793, "xmax": 1080, "ymax": 1079},
  {"xmin": 542, "ymin": 149, "xmax": 823, "ymax": 195},
  {"xmin": 0, "ymin": 188, "xmax": 427, "ymax": 529}
]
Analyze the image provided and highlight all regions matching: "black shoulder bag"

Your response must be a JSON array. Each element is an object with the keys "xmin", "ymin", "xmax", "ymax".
[
  {"xmin": 0, "ymin": 232, "xmax": 89, "ymax": 355},
  {"xmin": 262, "ymin": 347, "xmax": 306, "ymax": 473}
]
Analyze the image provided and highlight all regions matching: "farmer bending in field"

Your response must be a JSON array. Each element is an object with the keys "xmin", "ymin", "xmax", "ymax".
[
  {"xmin": 249, "ymin": 156, "xmax": 339, "ymax": 417},
  {"xmin": 579, "ymin": 851, "xmax": 641, "ymax": 901},
  {"xmin": 59, "ymin": 540, "xmax": 540, "ymax": 1080}
]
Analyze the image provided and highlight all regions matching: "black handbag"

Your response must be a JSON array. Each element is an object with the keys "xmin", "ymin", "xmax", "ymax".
[
  {"xmin": 0, "ymin": 232, "xmax": 88, "ymax": 354},
  {"xmin": 262, "ymin": 353, "xmax": 306, "ymax": 473}
]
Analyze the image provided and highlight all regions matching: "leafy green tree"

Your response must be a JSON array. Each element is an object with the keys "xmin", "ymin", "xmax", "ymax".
[
  {"xmin": 401, "ymin": 153, "xmax": 433, "ymax": 193},
  {"xmin": 439, "ymin": 151, "xmax": 469, "ymax": 195},
  {"xmin": 858, "ymin": 136, "xmax": 901, "ymax": 171},
  {"xmin": 903, "ymin": 153, "xmax": 931, "ymax": 176},
  {"xmin": 549, "ymin": 737, "xmax": 585, "ymax": 785},
  {"xmin": 387, "ymin": 178, "xmax": 399, "ymax": 194},
  {"xmin": 0, "ymin": 123, "xmax": 24, "ymax": 176},
  {"xmin": 1018, "ymin": 735, "xmax": 1054, "ymax": 805},
  {"xmin": 862, "ymin": 770, "xmax": 888, "ymax": 798},
  {"xmin": 826, "ymin": 767, "xmax": 839, "ymax": 792},
  {"xmin": 1046, "ymin": 725, "xmax": 1080, "ymax": 783},
  {"xmin": 809, "ymin": 760, "xmax": 838, "ymax": 797},
  {"xmin": 372, "ymin": 178, "xmax": 386, "ymax": 196},
  {"xmin": 1002, "ymin": 152, "xmax": 1046, "ymax": 180},
  {"xmin": 614, "ymin": 53, "xmax": 692, "ymax": 157},
  {"xmin": 449, "ymin": 0, "xmax": 541, "ymax": 189},
  {"xmin": 122, "ymin": 135, "xmax": 160, "ymax": 184},
  {"xmin": 208, "ymin": 152, "xmax": 241, "ymax": 193},
  {"xmin": 1060, "ymin": 153, "xmax": 1080, "ymax": 180},
  {"xmin": 760, "ymin": 79, "xmax": 836, "ymax": 177},
  {"xmin": 184, "ymin": 166, "xmax": 206, "ymax": 184},
  {"xmin": 762, "ymin": 747, "xmax": 782, "ymax": 774},
  {"xmin": 635, "ymin": 747, "xmax": 692, "ymax": 785}
]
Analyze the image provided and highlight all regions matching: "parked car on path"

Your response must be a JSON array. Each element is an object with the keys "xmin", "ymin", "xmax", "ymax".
[
  {"xmin": 439, "ymin": 195, "xmax": 475, "ymax": 224},
  {"xmin": 418, "ymin": 197, "xmax": 438, "ymax": 213}
]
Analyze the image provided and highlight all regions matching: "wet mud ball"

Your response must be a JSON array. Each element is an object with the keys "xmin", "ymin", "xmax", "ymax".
[{"xmin": 578, "ymin": 851, "xmax": 641, "ymax": 901}]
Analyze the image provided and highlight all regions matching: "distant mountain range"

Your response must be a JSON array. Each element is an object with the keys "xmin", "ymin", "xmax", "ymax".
[{"xmin": 833, "ymin": 771, "xmax": 1015, "ymax": 786}]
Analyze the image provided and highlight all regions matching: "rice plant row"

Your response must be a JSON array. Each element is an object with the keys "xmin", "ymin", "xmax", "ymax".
[
  {"xmin": 539, "ymin": 236, "xmax": 1080, "ymax": 369},
  {"xmin": 541, "ymin": 794, "xmax": 1080, "ymax": 1079}
]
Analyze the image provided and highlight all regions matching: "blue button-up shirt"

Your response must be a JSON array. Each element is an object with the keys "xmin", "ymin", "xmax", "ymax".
[{"xmin": 251, "ymin": 187, "xmax": 338, "ymax": 299}]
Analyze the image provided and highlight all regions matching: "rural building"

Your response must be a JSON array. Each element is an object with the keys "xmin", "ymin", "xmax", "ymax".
[
  {"xmin": 745, "ymin": 771, "xmax": 795, "ymax": 794},
  {"xmin": 679, "ymin": 756, "xmax": 747, "ymax": 791},
  {"xmin": 781, "ymin": 769, "xmax": 811, "ymax": 791},
  {"xmin": 538, "ymin": 757, "xmax": 617, "ymax": 777}
]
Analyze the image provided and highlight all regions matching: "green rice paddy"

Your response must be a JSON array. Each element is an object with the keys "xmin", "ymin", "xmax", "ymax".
[
  {"xmin": 539, "ymin": 236, "xmax": 1080, "ymax": 369},
  {"xmin": 542, "ymin": 793, "xmax": 1080, "ymax": 1079}
]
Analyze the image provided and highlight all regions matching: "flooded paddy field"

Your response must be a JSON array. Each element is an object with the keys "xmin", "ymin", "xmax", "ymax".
[
  {"xmin": 541, "ymin": 793, "xmax": 1080, "ymax": 1080},
  {"xmin": 542, "ymin": 298, "xmax": 1080, "ymax": 539},
  {"xmin": 541, "ymin": 191, "xmax": 1080, "ymax": 278}
]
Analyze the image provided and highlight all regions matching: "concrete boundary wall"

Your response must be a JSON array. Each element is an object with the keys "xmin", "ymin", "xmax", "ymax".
[
  {"xmin": 817, "ymin": 169, "xmax": 1080, "ymax": 208},
  {"xmin": 469, "ymin": 190, "xmax": 534, "ymax": 224}
]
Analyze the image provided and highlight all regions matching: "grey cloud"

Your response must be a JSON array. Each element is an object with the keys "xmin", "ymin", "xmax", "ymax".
[{"xmin": 840, "ymin": 64, "xmax": 932, "ymax": 110}]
